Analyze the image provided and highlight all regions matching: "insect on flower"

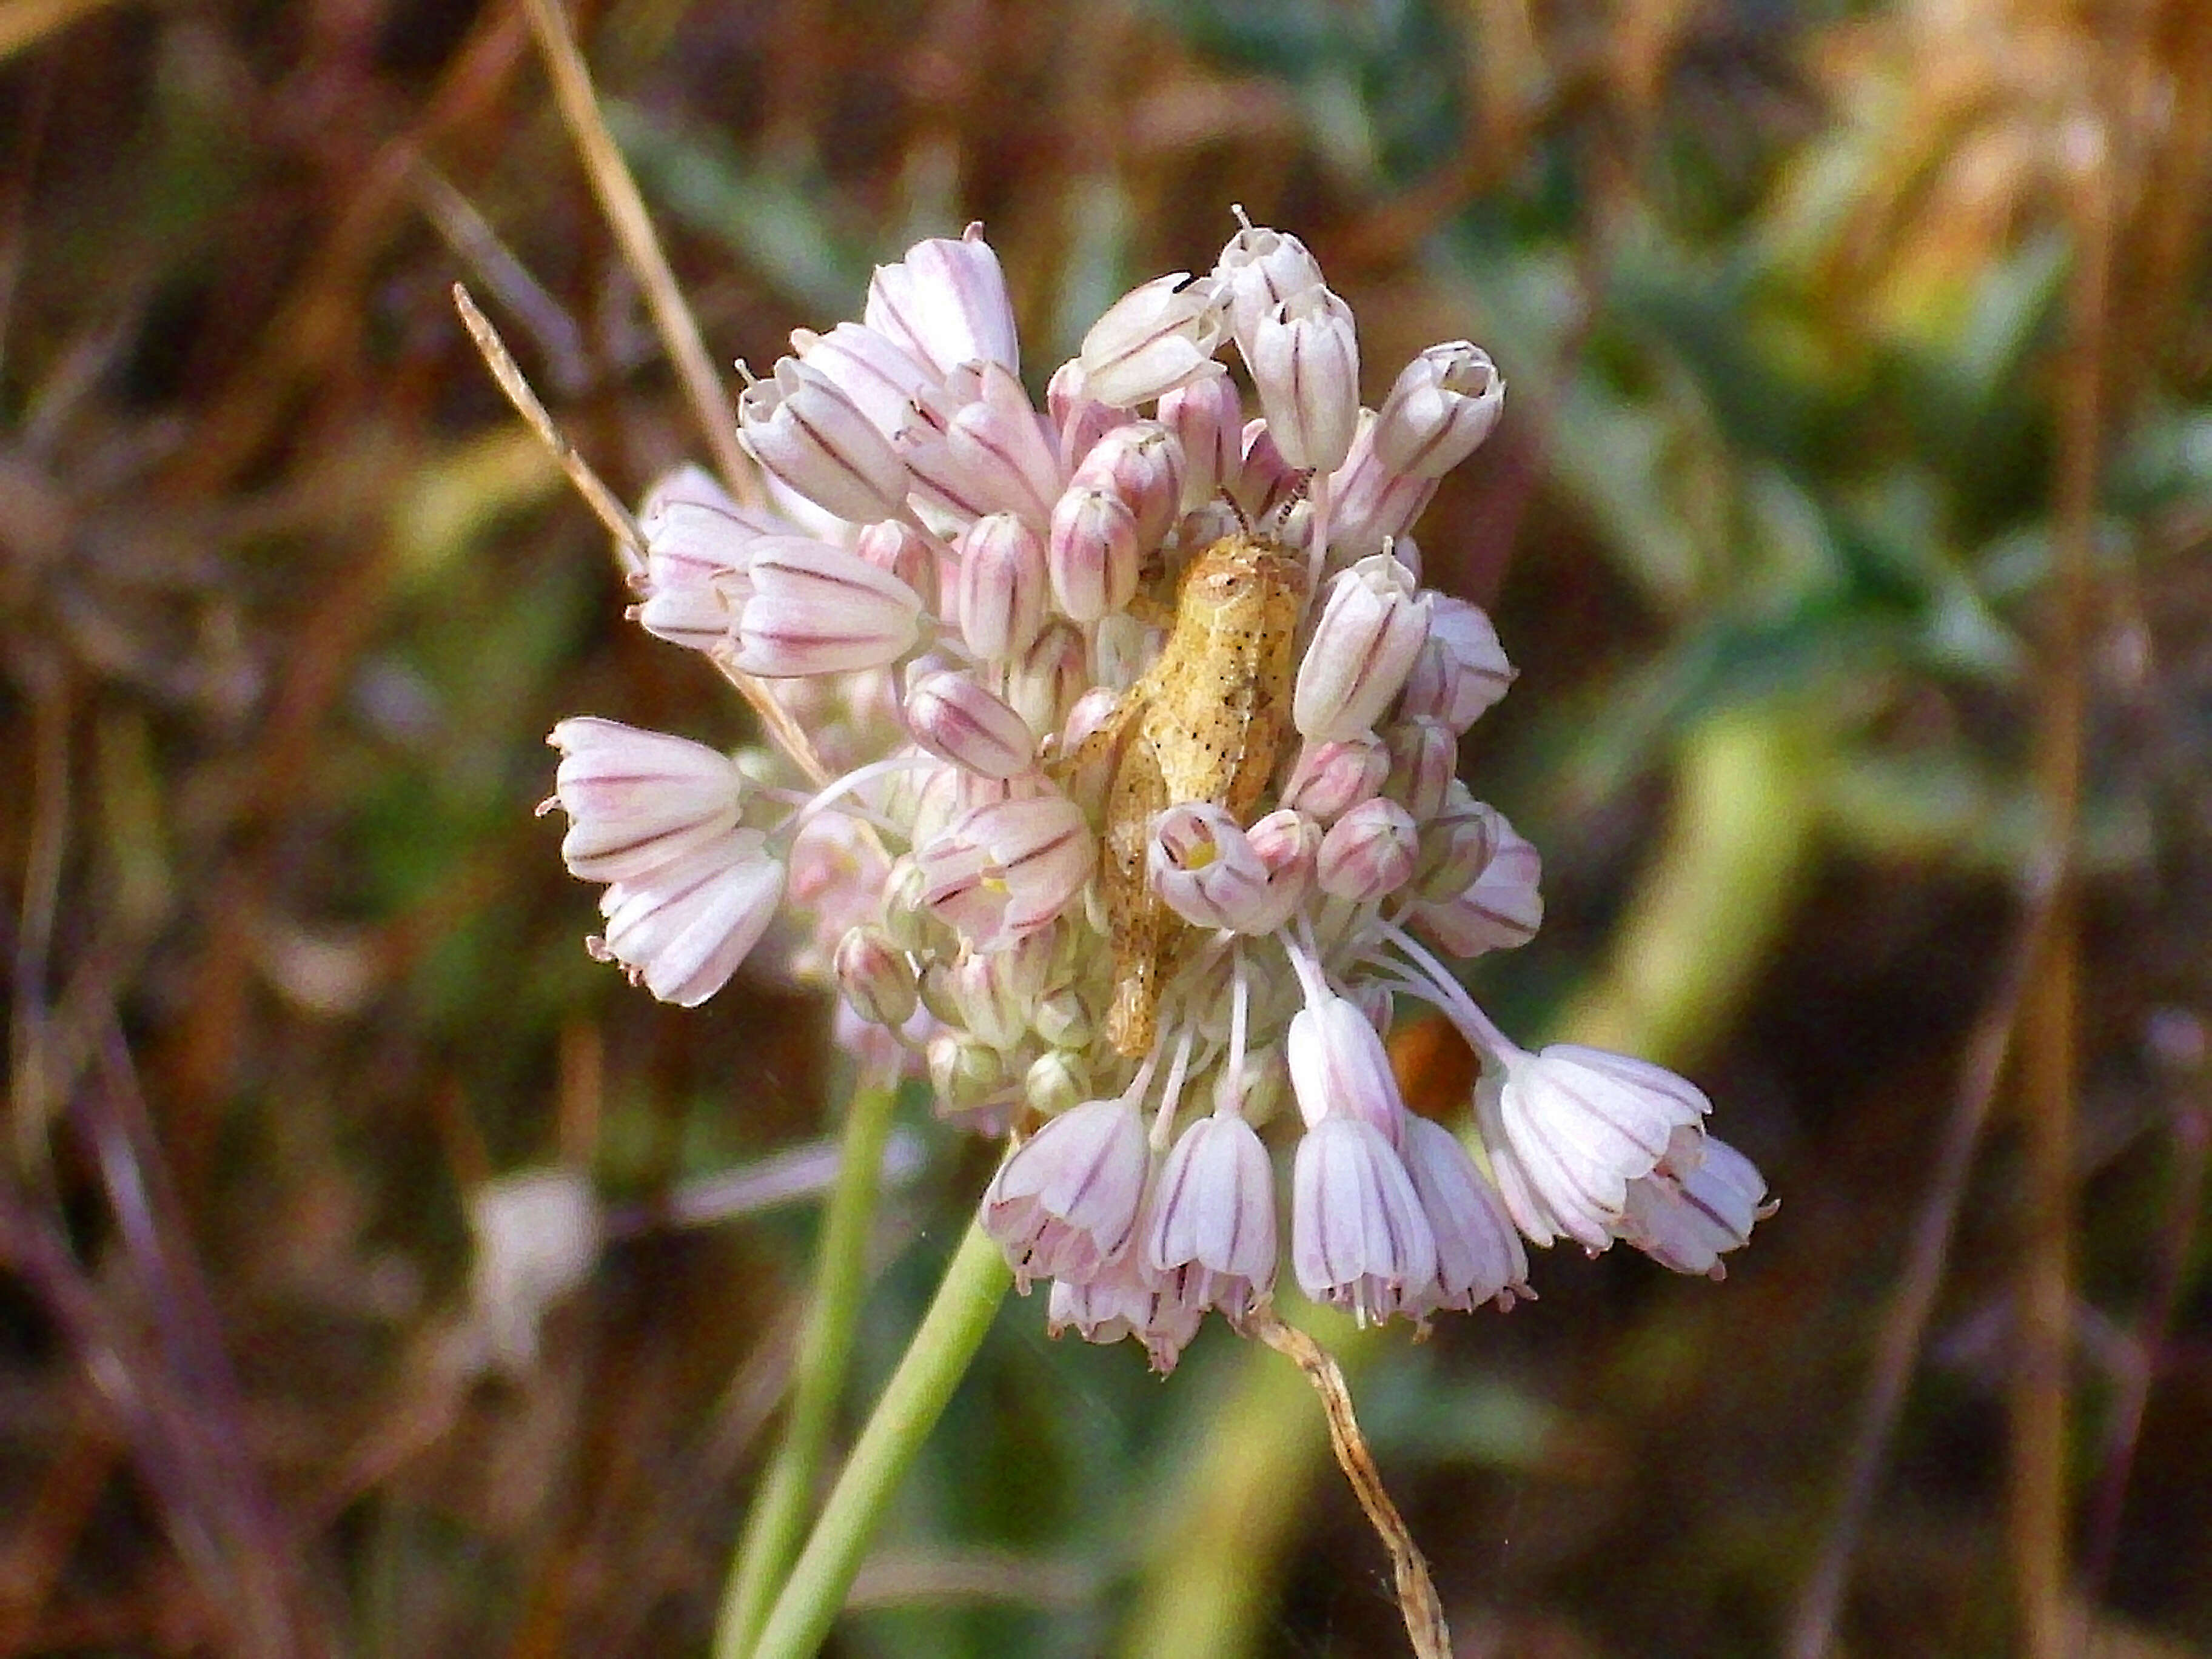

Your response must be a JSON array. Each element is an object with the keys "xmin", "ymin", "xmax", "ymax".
[{"xmin": 1077, "ymin": 529, "xmax": 1308, "ymax": 1056}]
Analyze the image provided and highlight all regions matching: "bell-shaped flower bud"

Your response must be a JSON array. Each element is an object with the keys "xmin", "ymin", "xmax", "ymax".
[
  {"xmin": 1324, "ymin": 412, "xmax": 1439, "ymax": 560},
  {"xmin": 1281, "ymin": 732, "xmax": 1390, "ymax": 822},
  {"xmin": 833, "ymin": 924, "xmax": 918, "ymax": 1028},
  {"xmin": 1026, "ymin": 1049, "xmax": 1090, "ymax": 1118},
  {"xmin": 791, "ymin": 320, "xmax": 936, "ymax": 446},
  {"xmin": 948, "ymin": 945, "xmax": 1030, "ymax": 1051},
  {"xmin": 863, "ymin": 224, "xmax": 1020, "ymax": 379},
  {"xmin": 852, "ymin": 518, "xmax": 939, "ymax": 614},
  {"xmin": 1215, "ymin": 216, "xmax": 1327, "ymax": 350},
  {"xmin": 1070, "ymin": 421, "xmax": 1184, "ymax": 550},
  {"xmin": 1242, "ymin": 285, "xmax": 1360, "ymax": 473},
  {"xmin": 903, "ymin": 669, "xmax": 1036, "ymax": 779},
  {"xmin": 543, "ymin": 718, "xmax": 747, "ymax": 883},
  {"xmin": 1226, "ymin": 418, "xmax": 1299, "ymax": 526},
  {"xmin": 1047, "ymin": 358, "xmax": 1120, "ymax": 463},
  {"xmin": 1399, "ymin": 595, "xmax": 1515, "ymax": 731},
  {"xmin": 588, "ymin": 833, "xmax": 785, "ymax": 1007},
  {"xmin": 1316, "ymin": 796, "xmax": 1419, "ymax": 902},
  {"xmin": 1047, "ymin": 486, "xmax": 1141, "ymax": 623},
  {"xmin": 1412, "ymin": 785, "xmax": 1501, "ymax": 902},
  {"xmin": 1078, "ymin": 273, "xmax": 1228, "ymax": 407},
  {"xmin": 1292, "ymin": 552, "xmax": 1432, "ymax": 742},
  {"xmin": 1417, "ymin": 812, "xmax": 1542, "ymax": 956},
  {"xmin": 1005, "ymin": 620, "xmax": 1088, "ymax": 738},
  {"xmin": 1398, "ymin": 1114, "xmax": 1530, "ymax": 1315},
  {"xmin": 737, "ymin": 357, "xmax": 910, "ymax": 525},
  {"xmin": 1384, "ymin": 717, "xmax": 1457, "ymax": 823},
  {"xmin": 928, "ymin": 1031, "xmax": 1006, "ymax": 1117},
  {"xmin": 730, "ymin": 537, "xmax": 923, "ymax": 677},
  {"xmin": 1146, "ymin": 1112, "xmax": 1279, "ymax": 1318},
  {"xmin": 981, "ymin": 1094, "xmax": 1148, "ymax": 1287},
  {"xmin": 917, "ymin": 793, "xmax": 1095, "ymax": 948},
  {"xmin": 1476, "ymin": 1044, "xmax": 1711, "ymax": 1252},
  {"xmin": 1047, "ymin": 1251, "xmax": 1205, "ymax": 1376},
  {"xmin": 1287, "ymin": 991, "xmax": 1408, "ymax": 1141},
  {"xmin": 1292, "ymin": 1114, "xmax": 1438, "ymax": 1326},
  {"xmin": 1033, "ymin": 986, "xmax": 1094, "ymax": 1050},
  {"xmin": 953, "ymin": 511, "xmax": 1049, "ymax": 661},
  {"xmin": 903, "ymin": 362, "xmax": 1064, "ymax": 531},
  {"xmin": 1373, "ymin": 341, "xmax": 1504, "ymax": 478},
  {"xmin": 1156, "ymin": 369, "xmax": 1243, "ymax": 510},
  {"xmin": 1614, "ymin": 1130, "xmax": 1773, "ymax": 1276}
]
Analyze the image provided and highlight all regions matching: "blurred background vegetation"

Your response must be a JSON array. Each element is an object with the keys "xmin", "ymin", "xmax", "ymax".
[{"xmin": 3, "ymin": 0, "xmax": 2210, "ymax": 1653}]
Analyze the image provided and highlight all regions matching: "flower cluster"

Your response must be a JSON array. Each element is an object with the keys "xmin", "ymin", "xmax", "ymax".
[{"xmin": 543, "ymin": 215, "xmax": 1771, "ymax": 1372}]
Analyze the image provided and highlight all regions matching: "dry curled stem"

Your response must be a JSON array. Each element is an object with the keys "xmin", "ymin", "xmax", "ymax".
[{"xmin": 1248, "ymin": 1308, "xmax": 1451, "ymax": 1659}]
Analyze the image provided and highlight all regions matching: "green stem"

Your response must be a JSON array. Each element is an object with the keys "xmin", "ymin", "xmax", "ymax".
[
  {"xmin": 714, "ymin": 1069, "xmax": 902, "ymax": 1659},
  {"xmin": 746, "ymin": 1218, "xmax": 1014, "ymax": 1659}
]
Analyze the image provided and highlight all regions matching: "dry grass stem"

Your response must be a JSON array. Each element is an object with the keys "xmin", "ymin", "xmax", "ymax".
[
  {"xmin": 518, "ymin": 0, "xmax": 762, "ymax": 509},
  {"xmin": 450, "ymin": 281, "xmax": 646, "ymax": 577},
  {"xmin": 1250, "ymin": 1310, "xmax": 1451, "ymax": 1659}
]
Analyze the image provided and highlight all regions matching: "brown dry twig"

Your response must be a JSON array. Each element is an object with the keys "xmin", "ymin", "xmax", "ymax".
[{"xmin": 1247, "ymin": 1309, "xmax": 1451, "ymax": 1659}]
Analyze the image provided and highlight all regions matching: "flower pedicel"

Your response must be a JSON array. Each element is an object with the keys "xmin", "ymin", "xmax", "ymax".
[{"xmin": 543, "ymin": 214, "xmax": 1772, "ymax": 1372}]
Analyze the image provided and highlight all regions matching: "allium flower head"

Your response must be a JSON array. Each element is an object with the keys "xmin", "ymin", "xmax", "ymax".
[{"xmin": 543, "ymin": 213, "xmax": 1768, "ymax": 1371}]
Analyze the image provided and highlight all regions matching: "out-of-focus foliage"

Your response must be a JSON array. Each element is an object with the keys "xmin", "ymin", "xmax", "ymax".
[{"xmin": 2, "ymin": 0, "xmax": 2208, "ymax": 1655}]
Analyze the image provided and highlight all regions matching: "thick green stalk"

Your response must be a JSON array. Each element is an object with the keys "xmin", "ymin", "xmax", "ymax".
[
  {"xmin": 1119, "ymin": 703, "xmax": 1822, "ymax": 1657},
  {"xmin": 715, "ymin": 1071, "xmax": 902, "ymax": 1659},
  {"xmin": 746, "ymin": 1218, "xmax": 1014, "ymax": 1659}
]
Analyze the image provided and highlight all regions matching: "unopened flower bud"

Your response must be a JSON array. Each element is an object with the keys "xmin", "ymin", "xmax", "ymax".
[
  {"xmin": 1005, "ymin": 620, "xmax": 1087, "ymax": 737},
  {"xmin": 1070, "ymin": 421, "xmax": 1184, "ymax": 549},
  {"xmin": 1026, "ymin": 1049, "xmax": 1090, "ymax": 1118},
  {"xmin": 864, "ymin": 224, "xmax": 1021, "ymax": 379},
  {"xmin": 951, "ymin": 948, "xmax": 1028, "ymax": 1051},
  {"xmin": 1047, "ymin": 486, "xmax": 1141, "ymax": 623},
  {"xmin": 1156, "ymin": 370, "xmax": 1243, "ymax": 510},
  {"xmin": 1373, "ymin": 342, "xmax": 1504, "ymax": 478},
  {"xmin": 1417, "ymin": 813, "xmax": 1542, "ymax": 955},
  {"xmin": 1399, "ymin": 596, "xmax": 1515, "ymax": 731},
  {"xmin": 1288, "ymin": 991, "xmax": 1407, "ymax": 1140},
  {"xmin": 1047, "ymin": 359, "xmax": 1120, "ymax": 461},
  {"xmin": 1079, "ymin": 273, "xmax": 1228, "ymax": 407},
  {"xmin": 544, "ymin": 718, "xmax": 746, "ymax": 883},
  {"xmin": 1316, "ymin": 797, "xmax": 1419, "ymax": 901},
  {"xmin": 1033, "ymin": 987, "xmax": 1094, "ymax": 1050},
  {"xmin": 904, "ymin": 669, "xmax": 1036, "ymax": 779},
  {"xmin": 1231, "ymin": 420, "xmax": 1302, "ymax": 525},
  {"xmin": 731, "ymin": 537, "xmax": 924, "ymax": 677},
  {"xmin": 1413, "ymin": 786, "xmax": 1503, "ymax": 902},
  {"xmin": 1384, "ymin": 717, "xmax": 1457, "ymax": 822},
  {"xmin": 791, "ymin": 320, "xmax": 936, "ymax": 447},
  {"xmin": 1325, "ymin": 413, "xmax": 1439, "ymax": 560},
  {"xmin": 928, "ymin": 1031, "xmax": 1006, "ymax": 1115},
  {"xmin": 954, "ymin": 512, "xmax": 1049, "ymax": 660},
  {"xmin": 1281, "ymin": 733, "xmax": 1390, "ymax": 821},
  {"xmin": 1243, "ymin": 286, "xmax": 1359, "ymax": 473},
  {"xmin": 1293, "ymin": 553, "xmax": 1432, "ymax": 742},
  {"xmin": 903, "ymin": 363, "xmax": 1064, "ymax": 532},
  {"xmin": 1212, "ymin": 1041, "xmax": 1289, "ymax": 1127},
  {"xmin": 738, "ymin": 357, "xmax": 910, "ymax": 524},
  {"xmin": 1215, "ymin": 216, "xmax": 1326, "ymax": 349},
  {"xmin": 834, "ymin": 925, "xmax": 918, "ymax": 1028},
  {"xmin": 878, "ymin": 854, "xmax": 941, "ymax": 953},
  {"xmin": 853, "ymin": 518, "xmax": 938, "ymax": 614}
]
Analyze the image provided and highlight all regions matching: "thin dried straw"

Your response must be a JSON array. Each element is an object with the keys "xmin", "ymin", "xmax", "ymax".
[
  {"xmin": 450, "ymin": 283, "xmax": 833, "ymax": 786},
  {"xmin": 1248, "ymin": 1310, "xmax": 1451, "ymax": 1659},
  {"xmin": 517, "ymin": 0, "xmax": 760, "ymax": 510}
]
